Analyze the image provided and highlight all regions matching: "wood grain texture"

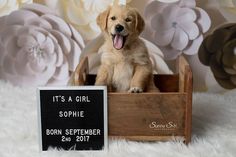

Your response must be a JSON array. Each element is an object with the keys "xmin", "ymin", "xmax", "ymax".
[
  {"xmin": 184, "ymin": 64, "xmax": 193, "ymax": 144},
  {"xmin": 108, "ymin": 93, "xmax": 186, "ymax": 136},
  {"xmin": 177, "ymin": 55, "xmax": 189, "ymax": 93},
  {"xmin": 72, "ymin": 55, "xmax": 193, "ymax": 143},
  {"xmin": 68, "ymin": 57, "xmax": 89, "ymax": 86},
  {"xmin": 177, "ymin": 56, "xmax": 193, "ymax": 144},
  {"xmin": 154, "ymin": 75, "xmax": 179, "ymax": 92}
]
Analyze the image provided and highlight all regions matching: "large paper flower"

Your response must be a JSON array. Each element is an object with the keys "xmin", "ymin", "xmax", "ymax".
[
  {"xmin": 35, "ymin": 0, "xmax": 132, "ymax": 41},
  {"xmin": 0, "ymin": 0, "xmax": 32, "ymax": 17},
  {"xmin": 143, "ymin": 0, "xmax": 211, "ymax": 60},
  {"xmin": 199, "ymin": 24, "xmax": 236, "ymax": 89},
  {"xmin": 0, "ymin": 4, "xmax": 85, "ymax": 87}
]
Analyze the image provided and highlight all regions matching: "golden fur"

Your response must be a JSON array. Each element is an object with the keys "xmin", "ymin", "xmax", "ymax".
[{"xmin": 95, "ymin": 5, "xmax": 152, "ymax": 93}]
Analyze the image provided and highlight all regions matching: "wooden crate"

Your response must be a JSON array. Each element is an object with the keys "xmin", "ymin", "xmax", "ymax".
[{"xmin": 70, "ymin": 56, "xmax": 193, "ymax": 143}]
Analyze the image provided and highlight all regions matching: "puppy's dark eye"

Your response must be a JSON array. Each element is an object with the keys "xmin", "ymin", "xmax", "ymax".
[
  {"xmin": 111, "ymin": 16, "xmax": 116, "ymax": 21},
  {"xmin": 125, "ymin": 18, "xmax": 131, "ymax": 22}
]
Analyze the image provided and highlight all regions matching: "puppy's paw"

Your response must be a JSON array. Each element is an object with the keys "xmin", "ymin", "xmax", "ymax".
[{"xmin": 129, "ymin": 87, "xmax": 143, "ymax": 93}]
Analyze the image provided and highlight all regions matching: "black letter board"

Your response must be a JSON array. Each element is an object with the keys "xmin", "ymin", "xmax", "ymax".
[{"xmin": 37, "ymin": 86, "xmax": 108, "ymax": 151}]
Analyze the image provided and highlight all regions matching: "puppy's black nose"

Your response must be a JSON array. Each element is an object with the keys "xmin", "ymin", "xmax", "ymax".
[{"xmin": 115, "ymin": 24, "xmax": 124, "ymax": 33}]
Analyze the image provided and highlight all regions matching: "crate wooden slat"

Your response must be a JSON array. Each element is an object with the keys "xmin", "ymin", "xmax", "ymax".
[{"xmin": 70, "ymin": 55, "xmax": 193, "ymax": 144}]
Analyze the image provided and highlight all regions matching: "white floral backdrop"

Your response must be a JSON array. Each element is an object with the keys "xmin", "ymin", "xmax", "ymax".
[
  {"xmin": 0, "ymin": 0, "xmax": 235, "ymax": 92},
  {"xmin": 0, "ymin": 0, "xmax": 32, "ymax": 16}
]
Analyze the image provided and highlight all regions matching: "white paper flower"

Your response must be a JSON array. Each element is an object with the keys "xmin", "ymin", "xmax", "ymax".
[
  {"xmin": 143, "ymin": 0, "xmax": 211, "ymax": 60},
  {"xmin": 0, "ymin": 0, "xmax": 32, "ymax": 17},
  {"xmin": 35, "ymin": 0, "xmax": 132, "ymax": 41},
  {"xmin": 0, "ymin": 4, "xmax": 85, "ymax": 87}
]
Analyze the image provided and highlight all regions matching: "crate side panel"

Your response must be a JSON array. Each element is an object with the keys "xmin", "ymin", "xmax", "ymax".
[{"xmin": 108, "ymin": 94, "xmax": 186, "ymax": 136}]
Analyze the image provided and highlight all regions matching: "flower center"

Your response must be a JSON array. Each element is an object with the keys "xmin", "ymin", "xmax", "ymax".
[{"xmin": 27, "ymin": 45, "xmax": 44, "ymax": 62}]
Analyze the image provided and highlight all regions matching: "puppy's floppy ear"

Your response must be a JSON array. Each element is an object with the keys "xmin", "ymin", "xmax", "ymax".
[
  {"xmin": 97, "ymin": 7, "xmax": 110, "ymax": 31},
  {"xmin": 134, "ymin": 9, "xmax": 145, "ymax": 35}
]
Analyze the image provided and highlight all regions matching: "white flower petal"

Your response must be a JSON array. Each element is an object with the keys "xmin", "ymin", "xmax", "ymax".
[
  {"xmin": 52, "ymin": 60, "xmax": 69, "ymax": 80},
  {"xmin": 36, "ymin": 66, "xmax": 56, "ymax": 85},
  {"xmin": 6, "ymin": 10, "xmax": 38, "ymax": 25},
  {"xmin": 68, "ymin": 24, "xmax": 85, "ymax": 48},
  {"xmin": 54, "ymin": 45, "xmax": 64, "ymax": 67},
  {"xmin": 83, "ymin": 0, "xmax": 110, "ymax": 12},
  {"xmin": 0, "ymin": 43, "xmax": 5, "ymax": 65},
  {"xmin": 29, "ymin": 60, "xmax": 46, "ymax": 73},
  {"xmin": 14, "ymin": 50, "xmax": 35, "ymax": 76},
  {"xmin": 0, "ymin": 25, "xmax": 21, "ymax": 45},
  {"xmin": 43, "ymin": 51, "xmax": 57, "ymax": 66},
  {"xmin": 171, "ymin": 28, "xmax": 189, "ymax": 50},
  {"xmin": 141, "ymin": 37, "xmax": 164, "ymax": 58},
  {"xmin": 178, "ymin": 0, "xmax": 196, "ymax": 8},
  {"xmin": 35, "ymin": 32, "xmax": 46, "ymax": 44},
  {"xmin": 149, "ymin": 52, "xmax": 173, "ymax": 74},
  {"xmin": 161, "ymin": 46, "xmax": 182, "ymax": 60},
  {"xmin": 141, "ymin": 37, "xmax": 172, "ymax": 74},
  {"xmin": 19, "ymin": 0, "xmax": 32, "ymax": 4},
  {"xmin": 158, "ymin": 0, "xmax": 179, "ymax": 2},
  {"xmin": 17, "ymin": 35, "xmax": 37, "ymax": 47},
  {"xmin": 25, "ymin": 17, "xmax": 53, "ymax": 30},
  {"xmin": 76, "ymin": 24, "xmax": 100, "ymax": 41},
  {"xmin": 22, "ymin": 3, "xmax": 56, "ymax": 15},
  {"xmin": 2, "ymin": 55, "xmax": 15, "ymax": 74},
  {"xmin": 6, "ymin": 36, "xmax": 20, "ymax": 58},
  {"xmin": 65, "ymin": 1, "xmax": 94, "ymax": 25},
  {"xmin": 42, "ymin": 0, "xmax": 61, "ymax": 12},
  {"xmin": 88, "ymin": 21, "xmax": 101, "ymax": 36},
  {"xmin": 151, "ymin": 14, "xmax": 172, "ymax": 31},
  {"xmin": 0, "ymin": 16, "xmax": 6, "ymax": 30},
  {"xmin": 179, "ymin": 22, "xmax": 199, "ymax": 40},
  {"xmin": 163, "ymin": 5, "xmax": 179, "ymax": 20},
  {"xmin": 41, "ymin": 37, "xmax": 54, "ymax": 54},
  {"xmin": 176, "ymin": 8, "xmax": 197, "ymax": 24},
  {"xmin": 183, "ymin": 35, "xmax": 203, "ymax": 55},
  {"xmin": 67, "ymin": 40, "xmax": 81, "ymax": 71},
  {"xmin": 16, "ymin": 26, "xmax": 34, "ymax": 36},
  {"xmin": 195, "ymin": 8, "xmax": 211, "ymax": 33},
  {"xmin": 26, "ymin": 28, "xmax": 47, "ymax": 45},
  {"xmin": 144, "ymin": 1, "xmax": 168, "ymax": 18},
  {"xmin": 42, "ymin": 14, "xmax": 72, "ymax": 37},
  {"xmin": 0, "ymin": 0, "xmax": 18, "ymax": 17},
  {"xmin": 151, "ymin": 5, "xmax": 180, "ymax": 30},
  {"xmin": 47, "ymin": 76, "xmax": 70, "ymax": 86},
  {"xmin": 50, "ymin": 30, "xmax": 71, "ymax": 54},
  {"xmin": 154, "ymin": 28, "xmax": 175, "ymax": 46}
]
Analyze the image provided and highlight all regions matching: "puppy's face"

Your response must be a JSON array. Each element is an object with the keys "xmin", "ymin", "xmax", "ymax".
[{"xmin": 97, "ymin": 5, "xmax": 145, "ymax": 50}]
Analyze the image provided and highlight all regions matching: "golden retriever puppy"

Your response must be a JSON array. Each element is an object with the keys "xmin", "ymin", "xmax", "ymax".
[{"xmin": 95, "ymin": 5, "xmax": 152, "ymax": 93}]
